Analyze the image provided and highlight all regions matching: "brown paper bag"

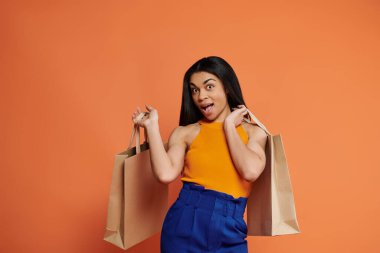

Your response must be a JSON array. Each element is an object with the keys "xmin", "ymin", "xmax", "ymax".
[
  {"xmin": 244, "ymin": 109, "xmax": 301, "ymax": 236},
  {"xmin": 103, "ymin": 123, "xmax": 169, "ymax": 249}
]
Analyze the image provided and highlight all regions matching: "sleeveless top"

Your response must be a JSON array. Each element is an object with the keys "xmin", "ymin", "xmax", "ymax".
[{"xmin": 180, "ymin": 118, "xmax": 253, "ymax": 198}]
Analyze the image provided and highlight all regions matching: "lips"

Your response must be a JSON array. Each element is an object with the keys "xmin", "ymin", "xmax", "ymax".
[{"xmin": 200, "ymin": 103, "xmax": 214, "ymax": 114}]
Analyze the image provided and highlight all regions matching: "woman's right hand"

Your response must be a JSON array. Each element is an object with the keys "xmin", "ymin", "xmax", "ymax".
[{"xmin": 132, "ymin": 104, "xmax": 159, "ymax": 129}]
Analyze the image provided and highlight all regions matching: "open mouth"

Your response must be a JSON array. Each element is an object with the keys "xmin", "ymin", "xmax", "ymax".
[{"xmin": 201, "ymin": 103, "xmax": 214, "ymax": 113}]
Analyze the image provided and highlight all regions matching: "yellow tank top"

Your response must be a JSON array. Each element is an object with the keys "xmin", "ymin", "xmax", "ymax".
[{"xmin": 180, "ymin": 118, "xmax": 253, "ymax": 198}]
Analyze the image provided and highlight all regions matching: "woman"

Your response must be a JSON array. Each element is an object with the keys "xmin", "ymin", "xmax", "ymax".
[{"xmin": 132, "ymin": 56, "xmax": 267, "ymax": 252}]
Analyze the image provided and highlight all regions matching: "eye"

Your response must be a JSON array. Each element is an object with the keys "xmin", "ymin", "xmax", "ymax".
[
  {"xmin": 191, "ymin": 88, "xmax": 198, "ymax": 94},
  {"xmin": 206, "ymin": 84, "xmax": 214, "ymax": 90}
]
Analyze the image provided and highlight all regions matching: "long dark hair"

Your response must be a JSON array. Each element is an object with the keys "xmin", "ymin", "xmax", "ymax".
[{"xmin": 179, "ymin": 56, "xmax": 251, "ymax": 126}]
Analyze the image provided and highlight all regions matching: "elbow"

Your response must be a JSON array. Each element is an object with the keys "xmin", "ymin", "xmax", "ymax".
[
  {"xmin": 157, "ymin": 169, "xmax": 178, "ymax": 185},
  {"xmin": 158, "ymin": 175, "xmax": 173, "ymax": 185},
  {"xmin": 244, "ymin": 170, "xmax": 259, "ymax": 182},
  {"xmin": 243, "ymin": 161, "xmax": 266, "ymax": 182}
]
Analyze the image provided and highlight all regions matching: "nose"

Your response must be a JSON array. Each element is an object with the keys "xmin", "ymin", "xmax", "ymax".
[{"xmin": 197, "ymin": 88, "xmax": 208, "ymax": 101}]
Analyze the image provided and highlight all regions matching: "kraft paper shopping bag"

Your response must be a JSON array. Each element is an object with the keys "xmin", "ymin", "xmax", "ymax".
[
  {"xmin": 244, "ymin": 109, "xmax": 301, "ymax": 236},
  {"xmin": 104, "ymin": 123, "xmax": 169, "ymax": 249}
]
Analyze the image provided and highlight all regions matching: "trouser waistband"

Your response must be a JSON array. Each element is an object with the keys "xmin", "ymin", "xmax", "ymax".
[{"xmin": 178, "ymin": 181, "xmax": 248, "ymax": 219}]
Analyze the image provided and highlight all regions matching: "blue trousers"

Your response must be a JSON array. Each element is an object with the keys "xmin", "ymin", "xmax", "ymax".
[{"xmin": 160, "ymin": 181, "xmax": 249, "ymax": 253}]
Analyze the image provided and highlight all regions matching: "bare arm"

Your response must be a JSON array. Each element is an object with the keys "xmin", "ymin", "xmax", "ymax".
[
  {"xmin": 146, "ymin": 123, "xmax": 187, "ymax": 184},
  {"xmin": 224, "ymin": 122, "xmax": 267, "ymax": 182},
  {"xmin": 132, "ymin": 105, "xmax": 187, "ymax": 184},
  {"xmin": 222, "ymin": 105, "xmax": 268, "ymax": 182}
]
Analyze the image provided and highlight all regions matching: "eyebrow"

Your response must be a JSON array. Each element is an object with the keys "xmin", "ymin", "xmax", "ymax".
[{"xmin": 189, "ymin": 78, "xmax": 216, "ymax": 88}]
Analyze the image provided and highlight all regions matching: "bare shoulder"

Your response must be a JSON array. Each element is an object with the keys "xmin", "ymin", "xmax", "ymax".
[
  {"xmin": 169, "ymin": 122, "xmax": 200, "ymax": 147},
  {"xmin": 181, "ymin": 122, "xmax": 201, "ymax": 149},
  {"xmin": 242, "ymin": 121, "xmax": 266, "ymax": 137},
  {"xmin": 241, "ymin": 121, "xmax": 268, "ymax": 146},
  {"xmin": 168, "ymin": 125, "xmax": 186, "ymax": 144}
]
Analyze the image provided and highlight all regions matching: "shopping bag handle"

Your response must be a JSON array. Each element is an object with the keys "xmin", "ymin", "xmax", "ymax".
[
  {"xmin": 127, "ymin": 121, "xmax": 148, "ymax": 153},
  {"xmin": 126, "ymin": 108, "xmax": 268, "ymax": 152},
  {"xmin": 242, "ymin": 108, "xmax": 271, "ymax": 136}
]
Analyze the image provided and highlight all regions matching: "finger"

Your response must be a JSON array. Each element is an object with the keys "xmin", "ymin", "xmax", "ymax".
[
  {"xmin": 133, "ymin": 112, "xmax": 140, "ymax": 119},
  {"xmin": 238, "ymin": 109, "xmax": 247, "ymax": 116},
  {"xmin": 235, "ymin": 107, "xmax": 246, "ymax": 113},
  {"xmin": 135, "ymin": 112, "xmax": 146, "ymax": 122},
  {"xmin": 238, "ymin": 105, "xmax": 247, "ymax": 112},
  {"xmin": 137, "ymin": 106, "xmax": 141, "ymax": 113}
]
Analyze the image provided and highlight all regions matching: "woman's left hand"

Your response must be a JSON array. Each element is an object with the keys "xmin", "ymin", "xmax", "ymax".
[{"xmin": 224, "ymin": 104, "xmax": 248, "ymax": 128}]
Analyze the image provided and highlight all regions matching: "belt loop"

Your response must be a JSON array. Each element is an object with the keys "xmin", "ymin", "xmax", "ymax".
[
  {"xmin": 185, "ymin": 190, "xmax": 192, "ymax": 205},
  {"xmin": 194, "ymin": 191, "xmax": 201, "ymax": 208},
  {"xmin": 234, "ymin": 203, "xmax": 245, "ymax": 218},
  {"xmin": 231, "ymin": 202, "xmax": 237, "ymax": 217},
  {"xmin": 223, "ymin": 201, "xmax": 228, "ymax": 217},
  {"xmin": 182, "ymin": 182, "xmax": 190, "ymax": 192}
]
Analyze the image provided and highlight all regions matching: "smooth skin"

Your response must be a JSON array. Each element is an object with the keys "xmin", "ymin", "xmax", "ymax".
[{"xmin": 132, "ymin": 71, "xmax": 267, "ymax": 184}]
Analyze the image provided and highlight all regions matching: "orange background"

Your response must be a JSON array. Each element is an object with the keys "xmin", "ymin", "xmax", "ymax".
[{"xmin": 1, "ymin": 1, "xmax": 379, "ymax": 252}]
